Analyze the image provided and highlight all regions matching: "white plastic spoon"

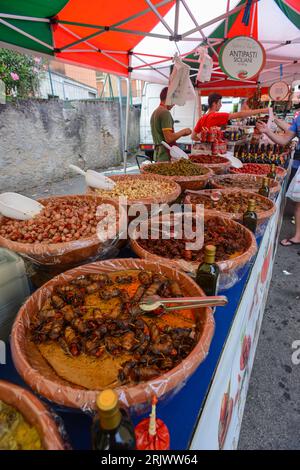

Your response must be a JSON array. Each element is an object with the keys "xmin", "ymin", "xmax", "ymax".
[
  {"xmin": 222, "ymin": 152, "xmax": 243, "ymax": 169},
  {"xmin": 69, "ymin": 165, "xmax": 116, "ymax": 190},
  {"xmin": 161, "ymin": 141, "xmax": 189, "ymax": 160},
  {"xmin": 0, "ymin": 192, "xmax": 44, "ymax": 220}
]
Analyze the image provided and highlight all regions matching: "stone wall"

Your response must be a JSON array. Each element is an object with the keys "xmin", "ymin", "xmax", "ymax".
[{"xmin": 0, "ymin": 99, "xmax": 140, "ymax": 192}]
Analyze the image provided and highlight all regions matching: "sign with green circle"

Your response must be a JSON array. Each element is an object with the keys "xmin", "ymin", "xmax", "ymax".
[{"xmin": 219, "ymin": 36, "xmax": 266, "ymax": 81}]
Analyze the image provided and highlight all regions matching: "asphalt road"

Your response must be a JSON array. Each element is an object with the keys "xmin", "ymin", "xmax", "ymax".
[{"xmin": 238, "ymin": 202, "xmax": 300, "ymax": 450}]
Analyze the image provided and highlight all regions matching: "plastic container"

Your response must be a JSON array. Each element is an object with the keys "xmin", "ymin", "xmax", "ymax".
[{"xmin": 0, "ymin": 248, "xmax": 30, "ymax": 341}]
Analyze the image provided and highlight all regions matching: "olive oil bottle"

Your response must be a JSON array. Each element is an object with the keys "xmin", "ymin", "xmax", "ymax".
[
  {"xmin": 196, "ymin": 245, "xmax": 220, "ymax": 296},
  {"xmin": 243, "ymin": 199, "xmax": 257, "ymax": 234},
  {"xmin": 91, "ymin": 389, "xmax": 136, "ymax": 450},
  {"xmin": 267, "ymin": 164, "xmax": 276, "ymax": 180},
  {"xmin": 258, "ymin": 177, "xmax": 270, "ymax": 198}
]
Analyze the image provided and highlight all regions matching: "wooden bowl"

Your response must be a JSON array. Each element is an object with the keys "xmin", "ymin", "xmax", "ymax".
[
  {"xmin": 211, "ymin": 174, "xmax": 281, "ymax": 200},
  {"xmin": 140, "ymin": 162, "xmax": 213, "ymax": 191},
  {"xmin": 11, "ymin": 259, "xmax": 215, "ymax": 411},
  {"xmin": 130, "ymin": 214, "xmax": 257, "ymax": 289},
  {"xmin": 87, "ymin": 173, "xmax": 181, "ymax": 209},
  {"xmin": 188, "ymin": 154, "xmax": 231, "ymax": 175},
  {"xmin": 229, "ymin": 163, "xmax": 286, "ymax": 181},
  {"xmin": 0, "ymin": 195, "xmax": 126, "ymax": 266},
  {"xmin": 0, "ymin": 380, "xmax": 64, "ymax": 450},
  {"xmin": 184, "ymin": 188, "xmax": 276, "ymax": 236}
]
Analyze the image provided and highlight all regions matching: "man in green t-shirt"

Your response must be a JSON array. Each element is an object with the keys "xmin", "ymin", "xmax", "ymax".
[{"xmin": 150, "ymin": 87, "xmax": 192, "ymax": 161}]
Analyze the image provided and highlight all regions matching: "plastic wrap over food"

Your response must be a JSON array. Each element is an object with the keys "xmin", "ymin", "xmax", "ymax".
[
  {"xmin": 0, "ymin": 380, "xmax": 68, "ymax": 450},
  {"xmin": 130, "ymin": 214, "xmax": 257, "ymax": 290},
  {"xmin": 87, "ymin": 173, "xmax": 182, "ymax": 207},
  {"xmin": 140, "ymin": 162, "xmax": 213, "ymax": 191},
  {"xmin": 0, "ymin": 195, "xmax": 127, "ymax": 266},
  {"xmin": 211, "ymin": 174, "xmax": 281, "ymax": 201},
  {"xmin": 11, "ymin": 258, "xmax": 215, "ymax": 413},
  {"xmin": 184, "ymin": 189, "xmax": 276, "ymax": 239}
]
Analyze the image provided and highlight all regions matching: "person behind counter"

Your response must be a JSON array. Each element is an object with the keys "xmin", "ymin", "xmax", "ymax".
[
  {"xmin": 257, "ymin": 113, "xmax": 300, "ymax": 247},
  {"xmin": 150, "ymin": 87, "xmax": 192, "ymax": 161},
  {"xmin": 192, "ymin": 93, "xmax": 269, "ymax": 141}
]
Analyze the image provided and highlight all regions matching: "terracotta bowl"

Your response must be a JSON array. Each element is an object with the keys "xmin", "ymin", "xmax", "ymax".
[
  {"xmin": 11, "ymin": 259, "xmax": 215, "ymax": 411},
  {"xmin": 87, "ymin": 173, "xmax": 181, "ymax": 209},
  {"xmin": 229, "ymin": 163, "xmax": 287, "ymax": 182},
  {"xmin": 211, "ymin": 174, "xmax": 281, "ymax": 200},
  {"xmin": 184, "ymin": 188, "xmax": 276, "ymax": 237},
  {"xmin": 188, "ymin": 154, "xmax": 231, "ymax": 175},
  {"xmin": 0, "ymin": 195, "xmax": 126, "ymax": 266},
  {"xmin": 140, "ymin": 162, "xmax": 213, "ymax": 191},
  {"xmin": 130, "ymin": 214, "xmax": 257, "ymax": 290},
  {"xmin": 0, "ymin": 380, "xmax": 65, "ymax": 450}
]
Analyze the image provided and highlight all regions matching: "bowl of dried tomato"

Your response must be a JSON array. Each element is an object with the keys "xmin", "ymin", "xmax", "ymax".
[
  {"xmin": 130, "ymin": 213, "xmax": 257, "ymax": 290},
  {"xmin": 229, "ymin": 163, "xmax": 286, "ymax": 181},
  {"xmin": 188, "ymin": 154, "xmax": 231, "ymax": 175},
  {"xmin": 211, "ymin": 174, "xmax": 281, "ymax": 200}
]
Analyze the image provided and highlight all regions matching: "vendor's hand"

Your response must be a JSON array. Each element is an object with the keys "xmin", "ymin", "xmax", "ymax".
[
  {"xmin": 256, "ymin": 121, "xmax": 268, "ymax": 134},
  {"xmin": 181, "ymin": 128, "xmax": 192, "ymax": 136}
]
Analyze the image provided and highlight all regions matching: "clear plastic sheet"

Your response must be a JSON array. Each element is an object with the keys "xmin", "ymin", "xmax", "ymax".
[
  {"xmin": 0, "ymin": 380, "xmax": 68, "ymax": 450},
  {"xmin": 87, "ymin": 173, "xmax": 182, "ymax": 207},
  {"xmin": 188, "ymin": 154, "xmax": 231, "ymax": 175},
  {"xmin": 211, "ymin": 174, "xmax": 281, "ymax": 201},
  {"xmin": 130, "ymin": 214, "xmax": 257, "ymax": 291},
  {"xmin": 140, "ymin": 163, "xmax": 213, "ymax": 191},
  {"xmin": 184, "ymin": 189, "xmax": 276, "ymax": 238},
  {"xmin": 11, "ymin": 258, "xmax": 215, "ymax": 413},
  {"xmin": 0, "ymin": 195, "xmax": 126, "ymax": 267},
  {"xmin": 229, "ymin": 163, "xmax": 287, "ymax": 182}
]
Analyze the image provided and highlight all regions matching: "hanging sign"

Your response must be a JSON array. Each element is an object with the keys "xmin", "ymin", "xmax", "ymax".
[
  {"xmin": 219, "ymin": 36, "xmax": 266, "ymax": 80},
  {"xmin": 269, "ymin": 81, "xmax": 290, "ymax": 101}
]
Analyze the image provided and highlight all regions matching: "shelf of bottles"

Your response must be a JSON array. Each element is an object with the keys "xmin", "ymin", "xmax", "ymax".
[{"xmin": 234, "ymin": 143, "xmax": 290, "ymax": 167}]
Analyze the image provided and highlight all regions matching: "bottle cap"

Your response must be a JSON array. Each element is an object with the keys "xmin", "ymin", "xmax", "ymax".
[
  {"xmin": 205, "ymin": 245, "xmax": 216, "ymax": 255},
  {"xmin": 96, "ymin": 389, "xmax": 118, "ymax": 411},
  {"xmin": 248, "ymin": 199, "xmax": 256, "ymax": 210}
]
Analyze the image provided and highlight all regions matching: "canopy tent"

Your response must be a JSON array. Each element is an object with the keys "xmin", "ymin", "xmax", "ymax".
[{"xmin": 0, "ymin": 0, "xmax": 299, "ymax": 170}]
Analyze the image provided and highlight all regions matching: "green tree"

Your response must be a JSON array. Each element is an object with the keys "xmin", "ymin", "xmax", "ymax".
[{"xmin": 0, "ymin": 48, "xmax": 45, "ymax": 98}]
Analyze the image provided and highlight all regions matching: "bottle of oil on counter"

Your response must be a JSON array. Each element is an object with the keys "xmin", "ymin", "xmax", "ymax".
[
  {"xmin": 258, "ymin": 177, "xmax": 270, "ymax": 198},
  {"xmin": 91, "ymin": 389, "xmax": 136, "ymax": 450},
  {"xmin": 243, "ymin": 199, "xmax": 257, "ymax": 234},
  {"xmin": 196, "ymin": 245, "xmax": 220, "ymax": 296}
]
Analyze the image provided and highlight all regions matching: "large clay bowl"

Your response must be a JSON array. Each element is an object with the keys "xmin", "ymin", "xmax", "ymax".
[
  {"xmin": 140, "ymin": 162, "xmax": 213, "ymax": 191},
  {"xmin": 11, "ymin": 259, "xmax": 215, "ymax": 411},
  {"xmin": 211, "ymin": 174, "xmax": 281, "ymax": 200},
  {"xmin": 229, "ymin": 163, "xmax": 286, "ymax": 182},
  {"xmin": 188, "ymin": 154, "xmax": 231, "ymax": 175},
  {"xmin": 130, "ymin": 214, "xmax": 257, "ymax": 290},
  {"xmin": 87, "ymin": 173, "xmax": 181, "ymax": 209},
  {"xmin": 184, "ymin": 188, "xmax": 276, "ymax": 236},
  {"xmin": 0, "ymin": 195, "xmax": 126, "ymax": 266},
  {"xmin": 0, "ymin": 380, "xmax": 65, "ymax": 450}
]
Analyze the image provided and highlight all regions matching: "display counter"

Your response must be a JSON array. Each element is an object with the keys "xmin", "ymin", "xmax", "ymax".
[{"xmin": 0, "ymin": 177, "xmax": 288, "ymax": 450}]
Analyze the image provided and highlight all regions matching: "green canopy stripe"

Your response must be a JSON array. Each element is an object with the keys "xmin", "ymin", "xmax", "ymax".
[
  {"xmin": 274, "ymin": 0, "xmax": 300, "ymax": 29},
  {"xmin": 0, "ymin": 19, "xmax": 54, "ymax": 54},
  {"xmin": 0, "ymin": 0, "xmax": 68, "ymax": 18}
]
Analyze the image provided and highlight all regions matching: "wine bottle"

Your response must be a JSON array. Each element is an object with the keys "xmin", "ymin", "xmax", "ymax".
[
  {"xmin": 243, "ymin": 199, "xmax": 257, "ymax": 234},
  {"xmin": 258, "ymin": 177, "xmax": 270, "ymax": 198},
  {"xmin": 91, "ymin": 389, "xmax": 136, "ymax": 450},
  {"xmin": 267, "ymin": 164, "xmax": 276, "ymax": 180},
  {"xmin": 196, "ymin": 245, "xmax": 220, "ymax": 296}
]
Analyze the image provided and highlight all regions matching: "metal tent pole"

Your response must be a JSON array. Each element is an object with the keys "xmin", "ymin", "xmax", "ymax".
[{"xmin": 123, "ymin": 54, "xmax": 132, "ymax": 174}]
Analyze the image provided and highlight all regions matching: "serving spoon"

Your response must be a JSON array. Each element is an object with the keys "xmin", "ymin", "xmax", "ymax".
[
  {"xmin": 139, "ymin": 294, "xmax": 228, "ymax": 313},
  {"xmin": 69, "ymin": 165, "xmax": 116, "ymax": 190}
]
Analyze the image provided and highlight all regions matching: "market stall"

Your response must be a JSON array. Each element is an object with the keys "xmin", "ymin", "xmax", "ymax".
[
  {"xmin": 0, "ymin": 0, "xmax": 299, "ymax": 452},
  {"xmin": 0, "ymin": 170, "xmax": 289, "ymax": 449}
]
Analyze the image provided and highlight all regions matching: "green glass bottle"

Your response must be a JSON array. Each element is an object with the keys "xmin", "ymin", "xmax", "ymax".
[
  {"xmin": 196, "ymin": 245, "xmax": 220, "ymax": 296},
  {"xmin": 267, "ymin": 163, "xmax": 276, "ymax": 180},
  {"xmin": 258, "ymin": 177, "xmax": 270, "ymax": 198},
  {"xmin": 243, "ymin": 199, "xmax": 257, "ymax": 234},
  {"xmin": 91, "ymin": 389, "xmax": 136, "ymax": 450}
]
